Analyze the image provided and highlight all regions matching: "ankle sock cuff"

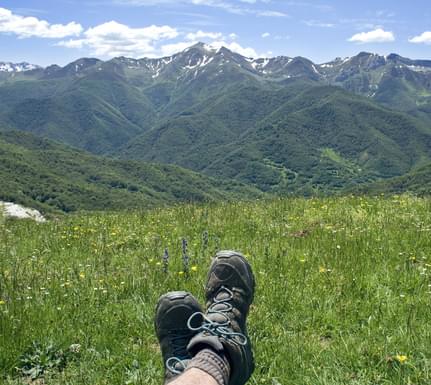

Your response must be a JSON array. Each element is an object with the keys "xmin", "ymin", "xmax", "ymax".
[{"xmin": 186, "ymin": 348, "xmax": 230, "ymax": 385}]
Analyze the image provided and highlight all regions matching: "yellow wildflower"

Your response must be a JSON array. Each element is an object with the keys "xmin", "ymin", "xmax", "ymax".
[
  {"xmin": 0, "ymin": 300, "xmax": 5, "ymax": 305},
  {"xmin": 79, "ymin": 272, "xmax": 85, "ymax": 279},
  {"xmin": 191, "ymin": 265, "xmax": 198, "ymax": 272},
  {"xmin": 319, "ymin": 266, "xmax": 327, "ymax": 273},
  {"xmin": 395, "ymin": 355, "xmax": 408, "ymax": 363}
]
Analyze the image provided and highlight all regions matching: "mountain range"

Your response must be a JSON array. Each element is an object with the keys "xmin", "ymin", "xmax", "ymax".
[{"xmin": 1, "ymin": 42, "xmax": 430, "ymax": 207}]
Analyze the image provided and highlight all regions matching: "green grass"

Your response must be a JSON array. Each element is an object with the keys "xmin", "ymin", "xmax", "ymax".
[{"xmin": 1, "ymin": 196, "xmax": 430, "ymax": 384}]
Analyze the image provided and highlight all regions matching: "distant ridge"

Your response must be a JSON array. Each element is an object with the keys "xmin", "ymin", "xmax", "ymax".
[
  {"xmin": 0, "ymin": 130, "xmax": 261, "ymax": 213},
  {"xmin": 0, "ymin": 61, "xmax": 41, "ymax": 73},
  {"xmin": 1, "ymin": 43, "xmax": 430, "ymax": 195},
  {"xmin": 2, "ymin": 42, "xmax": 431, "ymax": 74}
]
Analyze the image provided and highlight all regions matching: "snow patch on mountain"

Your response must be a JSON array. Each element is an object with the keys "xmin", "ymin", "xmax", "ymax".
[
  {"xmin": 0, "ymin": 62, "xmax": 41, "ymax": 72},
  {"xmin": 311, "ymin": 64, "xmax": 320, "ymax": 74},
  {"xmin": 185, "ymin": 55, "xmax": 215, "ymax": 69},
  {"xmin": 406, "ymin": 64, "xmax": 431, "ymax": 73},
  {"xmin": 251, "ymin": 58, "xmax": 270, "ymax": 70}
]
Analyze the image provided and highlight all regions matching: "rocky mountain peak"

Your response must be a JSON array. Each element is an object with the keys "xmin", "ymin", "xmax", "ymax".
[{"xmin": 0, "ymin": 62, "xmax": 41, "ymax": 72}]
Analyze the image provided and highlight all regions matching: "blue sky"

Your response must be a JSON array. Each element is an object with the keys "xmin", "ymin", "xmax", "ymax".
[{"xmin": 0, "ymin": 0, "xmax": 430, "ymax": 66}]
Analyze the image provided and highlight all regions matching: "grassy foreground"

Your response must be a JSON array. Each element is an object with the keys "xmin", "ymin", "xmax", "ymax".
[{"xmin": 1, "ymin": 196, "xmax": 430, "ymax": 385}]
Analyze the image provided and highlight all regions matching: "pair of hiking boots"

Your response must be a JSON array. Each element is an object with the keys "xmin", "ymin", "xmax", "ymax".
[{"xmin": 155, "ymin": 250, "xmax": 255, "ymax": 385}]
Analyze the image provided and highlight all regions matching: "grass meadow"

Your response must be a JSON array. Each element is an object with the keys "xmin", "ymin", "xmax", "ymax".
[{"xmin": 1, "ymin": 196, "xmax": 430, "ymax": 384}]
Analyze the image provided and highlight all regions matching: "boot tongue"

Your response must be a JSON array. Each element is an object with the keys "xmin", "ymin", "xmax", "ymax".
[
  {"xmin": 215, "ymin": 290, "xmax": 231, "ymax": 301},
  {"xmin": 207, "ymin": 311, "xmax": 228, "ymax": 324},
  {"xmin": 207, "ymin": 289, "xmax": 232, "ymax": 322}
]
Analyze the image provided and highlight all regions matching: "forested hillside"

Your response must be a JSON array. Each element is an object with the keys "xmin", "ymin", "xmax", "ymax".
[{"xmin": 0, "ymin": 131, "xmax": 260, "ymax": 213}]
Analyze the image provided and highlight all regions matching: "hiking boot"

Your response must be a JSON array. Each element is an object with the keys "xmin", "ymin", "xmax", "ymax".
[
  {"xmin": 155, "ymin": 291, "xmax": 203, "ymax": 384},
  {"xmin": 187, "ymin": 250, "xmax": 255, "ymax": 385}
]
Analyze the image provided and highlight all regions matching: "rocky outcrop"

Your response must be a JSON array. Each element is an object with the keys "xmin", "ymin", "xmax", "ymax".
[{"xmin": 0, "ymin": 201, "xmax": 46, "ymax": 222}]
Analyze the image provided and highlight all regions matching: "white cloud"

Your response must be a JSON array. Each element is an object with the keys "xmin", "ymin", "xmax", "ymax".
[
  {"xmin": 185, "ymin": 30, "xmax": 223, "ymax": 40},
  {"xmin": 58, "ymin": 21, "xmax": 178, "ymax": 57},
  {"xmin": 274, "ymin": 34, "xmax": 290, "ymax": 40},
  {"xmin": 409, "ymin": 31, "xmax": 431, "ymax": 44},
  {"xmin": 257, "ymin": 10, "xmax": 287, "ymax": 17},
  {"xmin": 59, "ymin": 39, "xmax": 85, "ymax": 49},
  {"xmin": 304, "ymin": 20, "xmax": 335, "ymax": 28},
  {"xmin": 0, "ymin": 7, "xmax": 82, "ymax": 38},
  {"xmin": 348, "ymin": 28, "xmax": 395, "ymax": 43},
  {"xmin": 56, "ymin": 17, "xmax": 261, "ymax": 59},
  {"xmin": 210, "ymin": 40, "xmax": 258, "ymax": 57},
  {"xmin": 376, "ymin": 10, "xmax": 395, "ymax": 18},
  {"xmin": 113, "ymin": 0, "xmax": 224, "ymax": 9},
  {"xmin": 114, "ymin": 0, "xmax": 287, "ymax": 17},
  {"xmin": 261, "ymin": 32, "xmax": 270, "ymax": 38},
  {"xmin": 161, "ymin": 40, "xmax": 259, "ymax": 58},
  {"xmin": 239, "ymin": 0, "xmax": 273, "ymax": 4},
  {"xmin": 196, "ymin": 1, "xmax": 287, "ymax": 17},
  {"xmin": 161, "ymin": 41, "xmax": 197, "ymax": 56}
]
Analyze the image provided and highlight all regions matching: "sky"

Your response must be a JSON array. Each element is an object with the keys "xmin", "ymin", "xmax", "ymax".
[{"xmin": 0, "ymin": 0, "xmax": 431, "ymax": 66}]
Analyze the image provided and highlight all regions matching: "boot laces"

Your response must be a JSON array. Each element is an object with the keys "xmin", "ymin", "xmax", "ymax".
[
  {"xmin": 165, "ymin": 330, "xmax": 192, "ymax": 374},
  {"xmin": 166, "ymin": 356, "xmax": 188, "ymax": 375},
  {"xmin": 187, "ymin": 286, "xmax": 247, "ymax": 346}
]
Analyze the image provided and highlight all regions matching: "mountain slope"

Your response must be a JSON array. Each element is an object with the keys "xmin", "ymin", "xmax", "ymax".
[
  {"xmin": 118, "ymin": 81, "xmax": 312, "ymax": 168},
  {"xmin": 0, "ymin": 131, "xmax": 261, "ymax": 213},
  {"xmin": 318, "ymin": 52, "xmax": 431, "ymax": 124},
  {"xmin": 1, "ymin": 45, "xmax": 431, "ymax": 195},
  {"xmin": 351, "ymin": 163, "xmax": 431, "ymax": 195},
  {"xmin": 1, "ymin": 45, "xmax": 430, "ymax": 150},
  {"xmin": 0, "ymin": 75, "xmax": 157, "ymax": 153},
  {"xmin": 121, "ymin": 84, "xmax": 431, "ymax": 194}
]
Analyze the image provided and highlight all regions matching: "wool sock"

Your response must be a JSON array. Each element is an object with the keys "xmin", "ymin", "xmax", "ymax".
[{"xmin": 186, "ymin": 348, "xmax": 231, "ymax": 385}]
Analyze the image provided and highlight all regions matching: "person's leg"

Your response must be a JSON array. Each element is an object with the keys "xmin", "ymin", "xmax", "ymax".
[
  {"xmin": 154, "ymin": 291, "xmax": 203, "ymax": 384},
  {"xmin": 155, "ymin": 250, "xmax": 255, "ymax": 385},
  {"xmin": 168, "ymin": 368, "xmax": 218, "ymax": 385}
]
